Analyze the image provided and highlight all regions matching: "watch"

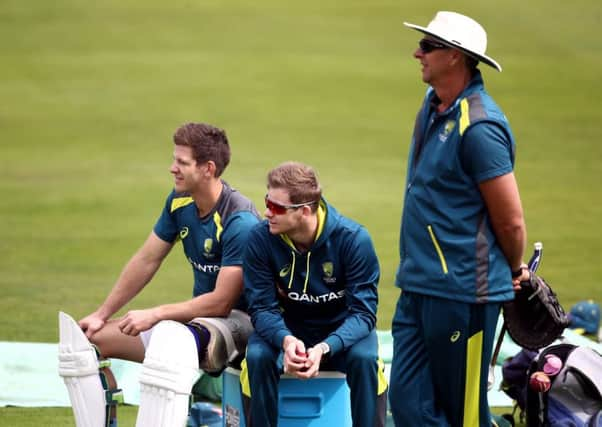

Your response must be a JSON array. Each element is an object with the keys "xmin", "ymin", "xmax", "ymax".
[
  {"xmin": 511, "ymin": 267, "xmax": 524, "ymax": 278},
  {"xmin": 317, "ymin": 342, "xmax": 330, "ymax": 355}
]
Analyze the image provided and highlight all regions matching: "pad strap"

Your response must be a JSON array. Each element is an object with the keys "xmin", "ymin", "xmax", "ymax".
[{"xmin": 97, "ymin": 353, "xmax": 123, "ymax": 427}]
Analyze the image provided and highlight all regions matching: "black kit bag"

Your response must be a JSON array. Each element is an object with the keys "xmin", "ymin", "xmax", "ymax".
[{"xmin": 502, "ymin": 273, "xmax": 570, "ymax": 351}]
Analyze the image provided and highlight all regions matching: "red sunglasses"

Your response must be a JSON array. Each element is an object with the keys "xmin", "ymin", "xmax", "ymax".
[{"xmin": 264, "ymin": 195, "xmax": 317, "ymax": 215}]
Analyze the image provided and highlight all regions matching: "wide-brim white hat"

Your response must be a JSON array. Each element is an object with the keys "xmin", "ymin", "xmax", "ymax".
[{"xmin": 404, "ymin": 11, "xmax": 502, "ymax": 72}]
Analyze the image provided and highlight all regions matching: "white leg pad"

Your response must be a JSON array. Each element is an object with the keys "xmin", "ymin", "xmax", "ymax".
[
  {"xmin": 58, "ymin": 311, "xmax": 107, "ymax": 427},
  {"xmin": 136, "ymin": 320, "xmax": 201, "ymax": 427}
]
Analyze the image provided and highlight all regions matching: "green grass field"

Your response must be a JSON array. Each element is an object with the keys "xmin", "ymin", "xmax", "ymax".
[{"xmin": 1, "ymin": 0, "xmax": 601, "ymax": 425}]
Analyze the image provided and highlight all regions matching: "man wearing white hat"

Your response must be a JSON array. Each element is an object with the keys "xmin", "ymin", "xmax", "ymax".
[{"xmin": 390, "ymin": 11, "xmax": 530, "ymax": 426}]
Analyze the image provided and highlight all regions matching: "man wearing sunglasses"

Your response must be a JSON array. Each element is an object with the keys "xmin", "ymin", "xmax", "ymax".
[
  {"xmin": 58, "ymin": 122, "xmax": 260, "ymax": 427},
  {"xmin": 242, "ymin": 161, "xmax": 388, "ymax": 427},
  {"xmin": 389, "ymin": 11, "xmax": 529, "ymax": 427}
]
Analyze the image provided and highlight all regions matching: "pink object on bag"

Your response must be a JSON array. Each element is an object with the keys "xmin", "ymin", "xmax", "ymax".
[{"xmin": 543, "ymin": 354, "xmax": 563, "ymax": 376}]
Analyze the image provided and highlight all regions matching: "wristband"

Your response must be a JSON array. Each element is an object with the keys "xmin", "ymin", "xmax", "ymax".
[
  {"xmin": 511, "ymin": 267, "xmax": 524, "ymax": 278},
  {"xmin": 317, "ymin": 342, "xmax": 330, "ymax": 355}
]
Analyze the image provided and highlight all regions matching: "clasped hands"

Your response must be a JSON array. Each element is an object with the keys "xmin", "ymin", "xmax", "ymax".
[{"xmin": 282, "ymin": 335, "xmax": 326, "ymax": 379}]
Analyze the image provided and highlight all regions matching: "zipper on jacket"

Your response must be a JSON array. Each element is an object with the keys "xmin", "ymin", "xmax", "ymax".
[{"xmin": 427, "ymin": 225, "xmax": 448, "ymax": 274}]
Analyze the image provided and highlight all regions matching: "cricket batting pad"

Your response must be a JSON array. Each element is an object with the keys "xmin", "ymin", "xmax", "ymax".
[
  {"xmin": 135, "ymin": 320, "xmax": 201, "ymax": 427},
  {"xmin": 58, "ymin": 311, "xmax": 107, "ymax": 427}
]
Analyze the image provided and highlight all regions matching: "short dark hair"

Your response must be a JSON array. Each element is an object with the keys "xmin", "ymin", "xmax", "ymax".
[
  {"xmin": 267, "ymin": 161, "xmax": 322, "ymax": 212},
  {"xmin": 173, "ymin": 123, "xmax": 231, "ymax": 177}
]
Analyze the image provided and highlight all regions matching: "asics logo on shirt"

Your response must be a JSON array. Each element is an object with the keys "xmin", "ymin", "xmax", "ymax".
[
  {"xmin": 279, "ymin": 264, "xmax": 291, "ymax": 277},
  {"xmin": 179, "ymin": 227, "xmax": 189, "ymax": 239},
  {"xmin": 450, "ymin": 330, "xmax": 461, "ymax": 343}
]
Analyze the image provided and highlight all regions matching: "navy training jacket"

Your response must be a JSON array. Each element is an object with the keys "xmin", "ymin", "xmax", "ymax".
[
  {"xmin": 396, "ymin": 71, "xmax": 516, "ymax": 304},
  {"xmin": 244, "ymin": 199, "xmax": 380, "ymax": 355}
]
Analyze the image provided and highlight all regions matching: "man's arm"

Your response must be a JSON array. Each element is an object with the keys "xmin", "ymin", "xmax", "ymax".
[
  {"xmin": 479, "ymin": 172, "xmax": 527, "ymax": 272},
  {"xmin": 117, "ymin": 211, "xmax": 259, "ymax": 335},
  {"xmin": 321, "ymin": 227, "xmax": 379, "ymax": 356},
  {"xmin": 80, "ymin": 231, "xmax": 173, "ymax": 337},
  {"xmin": 117, "ymin": 267, "xmax": 243, "ymax": 336},
  {"xmin": 461, "ymin": 122, "xmax": 528, "ymax": 278},
  {"xmin": 244, "ymin": 226, "xmax": 293, "ymax": 349},
  {"xmin": 151, "ymin": 265, "xmax": 243, "ymax": 322}
]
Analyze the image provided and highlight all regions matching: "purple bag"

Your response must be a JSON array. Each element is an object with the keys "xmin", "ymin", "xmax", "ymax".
[{"xmin": 502, "ymin": 348, "xmax": 538, "ymax": 410}]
